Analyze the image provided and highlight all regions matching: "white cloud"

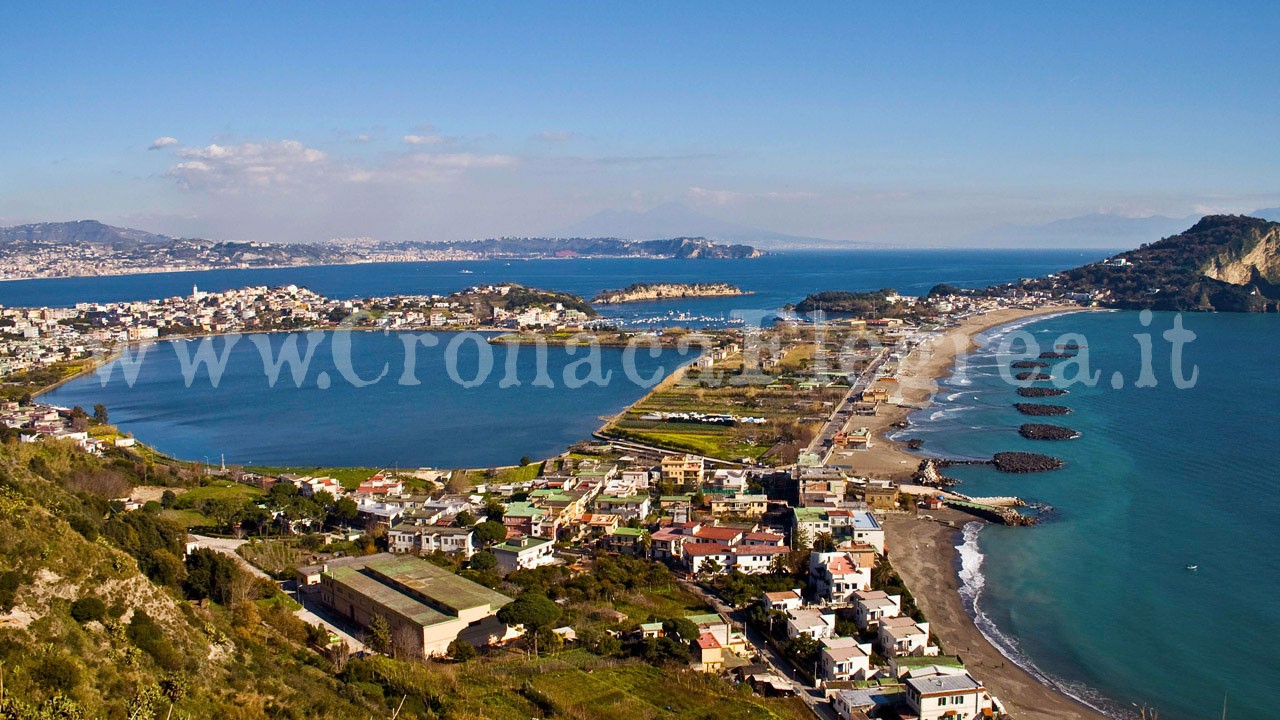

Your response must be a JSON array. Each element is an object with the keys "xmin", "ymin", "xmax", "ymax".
[
  {"xmin": 403, "ymin": 133, "xmax": 445, "ymax": 145},
  {"xmin": 686, "ymin": 186, "xmax": 816, "ymax": 205},
  {"xmin": 168, "ymin": 140, "xmax": 329, "ymax": 192},
  {"xmin": 149, "ymin": 136, "xmax": 179, "ymax": 150},
  {"xmin": 353, "ymin": 134, "xmax": 373, "ymax": 144},
  {"xmin": 165, "ymin": 137, "xmax": 518, "ymax": 194}
]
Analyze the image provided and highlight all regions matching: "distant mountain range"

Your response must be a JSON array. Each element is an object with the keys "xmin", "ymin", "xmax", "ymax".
[
  {"xmin": 556, "ymin": 202, "xmax": 859, "ymax": 250},
  {"xmin": 0, "ymin": 220, "xmax": 762, "ymax": 280}
]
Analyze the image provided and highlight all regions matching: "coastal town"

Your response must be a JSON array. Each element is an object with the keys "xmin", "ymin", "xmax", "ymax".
[{"xmin": 0, "ymin": 275, "xmax": 1089, "ymax": 720}]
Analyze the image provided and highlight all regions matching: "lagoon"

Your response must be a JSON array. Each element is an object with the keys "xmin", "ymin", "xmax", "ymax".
[{"xmin": 42, "ymin": 331, "xmax": 686, "ymax": 468}]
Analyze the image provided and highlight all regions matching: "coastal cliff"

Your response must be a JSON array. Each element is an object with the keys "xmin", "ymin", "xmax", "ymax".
[
  {"xmin": 1018, "ymin": 215, "xmax": 1280, "ymax": 312},
  {"xmin": 592, "ymin": 282, "xmax": 747, "ymax": 304}
]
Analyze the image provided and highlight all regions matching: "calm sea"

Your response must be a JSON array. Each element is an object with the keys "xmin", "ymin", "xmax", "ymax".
[{"xmin": 900, "ymin": 310, "xmax": 1280, "ymax": 720}]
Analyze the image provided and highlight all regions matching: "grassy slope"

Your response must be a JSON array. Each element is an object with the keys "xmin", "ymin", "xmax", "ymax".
[{"xmin": 0, "ymin": 440, "xmax": 809, "ymax": 720}]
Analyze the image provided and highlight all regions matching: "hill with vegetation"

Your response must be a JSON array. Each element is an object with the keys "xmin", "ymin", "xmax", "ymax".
[
  {"xmin": 1019, "ymin": 215, "xmax": 1280, "ymax": 311},
  {"xmin": 592, "ymin": 282, "xmax": 746, "ymax": 304},
  {"xmin": 0, "ymin": 433, "xmax": 809, "ymax": 720},
  {"xmin": 792, "ymin": 288, "xmax": 914, "ymax": 317},
  {"xmin": 449, "ymin": 284, "xmax": 598, "ymax": 319}
]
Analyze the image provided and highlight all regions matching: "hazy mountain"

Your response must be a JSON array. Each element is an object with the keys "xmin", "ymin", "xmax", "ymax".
[
  {"xmin": 1252, "ymin": 206, "xmax": 1280, "ymax": 222},
  {"xmin": 556, "ymin": 202, "xmax": 859, "ymax": 249},
  {"xmin": 0, "ymin": 219, "xmax": 178, "ymax": 248},
  {"xmin": 959, "ymin": 213, "xmax": 1200, "ymax": 249}
]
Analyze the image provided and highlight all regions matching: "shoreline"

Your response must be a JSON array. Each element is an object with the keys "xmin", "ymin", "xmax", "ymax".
[
  {"xmin": 842, "ymin": 306, "xmax": 1080, "ymax": 481},
  {"xmin": 867, "ymin": 307, "xmax": 1111, "ymax": 719}
]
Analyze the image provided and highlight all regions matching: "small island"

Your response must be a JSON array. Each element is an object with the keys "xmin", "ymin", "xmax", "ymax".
[{"xmin": 592, "ymin": 282, "xmax": 748, "ymax": 304}]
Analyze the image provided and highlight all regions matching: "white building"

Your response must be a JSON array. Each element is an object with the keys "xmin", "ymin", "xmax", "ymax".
[
  {"xmin": 784, "ymin": 608, "xmax": 835, "ymax": 640},
  {"xmin": 903, "ymin": 670, "xmax": 995, "ymax": 720},
  {"xmin": 808, "ymin": 551, "xmax": 872, "ymax": 605},
  {"xmin": 492, "ymin": 536, "xmax": 556, "ymax": 574},
  {"xmin": 388, "ymin": 523, "xmax": 474, "ymax": 559},
  {"xmin": 760, "ymin": 588, "xmax": 804, "ymax": 613},
  {"xmin": 852, "ymin": 589, "xmax": 902, "ymax": 631},
  {"xmin": 820, "ymin": 636, "xmax": 874, "ymax": 682},
  {"xmin": 878, "ymin": 616, "xmax": 937, "ymax": 658}
]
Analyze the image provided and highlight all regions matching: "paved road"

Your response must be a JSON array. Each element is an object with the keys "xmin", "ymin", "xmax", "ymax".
[
  {"xmin": 189, "ymin": 534, "xmax": 271, "ymax": 579},
  {"xmin": 190, "ymin": 535, "xmax": 368, "ymax": 652},
  {"xmin": 806, "ymin": 347, "xmax": 890, "ymax": 459},
  {"xmin": 679, "ymin": 580, "xmax": 837, "ymax": 720}
]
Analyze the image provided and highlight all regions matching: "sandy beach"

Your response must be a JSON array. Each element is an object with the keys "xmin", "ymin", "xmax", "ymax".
[
  {"xmin": 845, "ymin": 306, "xmax": 1076, "ymax": 481},
  {"xmin": 883, "ymin": 511, "xmax": 1108, "ymax": 719},
  {"xmin": 855, "ymin": 306, "xmax": 1109, "ymax": 719}
]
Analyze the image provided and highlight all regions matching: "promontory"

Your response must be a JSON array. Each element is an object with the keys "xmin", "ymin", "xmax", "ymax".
[{"xmin": 592, "ymin": 282, "xmax": 748, "ymax": 304}]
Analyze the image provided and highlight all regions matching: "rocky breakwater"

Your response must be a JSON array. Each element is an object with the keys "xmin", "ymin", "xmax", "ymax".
[
  {"xmin": 1014, "ymin": 403, "xmax": 1072, "ymax": 416},
  {"xmin": 592, "ymin": 282, "xmax": 748, "ymax": 304},
  {"xmin": 1015, "ymin": 371, "xmax": 1053, "ymax": 381},
  {"xmin": 1019, "ymin": 423, "xmax": 1080, "ymax": 440},
  {"xmin": 1017, "ymin": 386, "xmax": 1068, "ymax": 398},
  {"xmin": 1011, "ymin": 360, "xmax": 1050, "ymax": 369},
  {"xmin": 991, "ymin": 451, "xmax": 1064, "ymax": 473}
]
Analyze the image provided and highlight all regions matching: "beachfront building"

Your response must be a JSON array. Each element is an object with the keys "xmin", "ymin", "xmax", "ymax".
[
  {"xmin": 656, "ymin": 521, "xmax": 790, "ymax": 575},
  {"xmin": 831, "ymin": 687, "xmax": 904, "ymax": 720},
  {"xmin": 860, "ymin": 482, "xmax": 900, "ymax": 511},
  {"xmin": 852, "ymin": 589, "xmax": 902, "ymax": 631},
  {"xmin": 491, "ymin": 536, "xmax": 556, "ymax": 574},
  {"xmin": 827, "ymin": 510, "xmax": 886, "ymax": 553},
  {"xmin": 809, "ymin": 551, "xmax": 873, "ymax": 605},
  {"xmin": 878, "ymin": 616, "xmax": 938, "ymax": 658},
  {"xmin": 785, "ymin": 608, "xmax": 836, "ymax": 640},
  {"xmin": 903, "ymin": 670, "xmax": 994, "ymax": 720},
  {"xmin": 314, "ymin": 553, "xmax": 515, "ymax": 657},
  {"xmin": 660, "ymin": 454, "xmax": 705, "ymax": 487},
  {"xmin": 820, "ymin": 636, "xmax": 875, "ymax": 682}
]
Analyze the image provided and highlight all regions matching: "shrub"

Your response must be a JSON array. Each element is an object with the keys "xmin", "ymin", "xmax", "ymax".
[
  {"xmin": 70, "ymin": 596, "xmax": 107, "ymax": 624},
  {"xmin": 33, "ymin": 653, "xmax": 81, "ymax": 692},
  {"xmin": 127, "ymin": 610, "xmax": 182, "ymax": 671},
  {"xmin": 0, "ymin": 570, "xmax": 20, "ymax": 612}
]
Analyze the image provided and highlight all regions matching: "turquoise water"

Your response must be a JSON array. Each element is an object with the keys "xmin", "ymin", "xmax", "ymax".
[
  {"xmin": 902, "ymin": 311, "xmax": 1280, "ymax": 719},
  {"xmin": 42, "ymin": 331, "xmax": 685, "ymax": 468}
]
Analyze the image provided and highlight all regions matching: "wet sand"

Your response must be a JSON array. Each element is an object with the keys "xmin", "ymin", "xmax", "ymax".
[{"xmin": 883, "ymin": 511, "xmax": 1109, "ymax": 719}]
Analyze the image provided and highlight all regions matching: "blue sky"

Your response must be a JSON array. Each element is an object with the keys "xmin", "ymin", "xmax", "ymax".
[{"xmin": 2, "ymin": 1, "xmax": 1278, "ymax": 245}]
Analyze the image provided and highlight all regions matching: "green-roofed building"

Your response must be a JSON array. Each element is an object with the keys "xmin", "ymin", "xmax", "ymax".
[{"xmin": 318, "ymin": 553, "xmax": 515, "ymax": 657}]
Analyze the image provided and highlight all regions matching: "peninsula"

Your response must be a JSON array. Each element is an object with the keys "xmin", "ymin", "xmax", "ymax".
[
  {"xmin": 591, "ymin": 282, "xmax": 747, "ymax": 304},
  {"xmin": 0, "ymin": 220, "xmax": 762, "ymax": 280}
]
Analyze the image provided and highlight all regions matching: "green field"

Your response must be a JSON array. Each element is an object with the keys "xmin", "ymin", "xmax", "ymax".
[
  {"xmin": 243, "ymin": 465, "xmax": 383, "ymax": 490},
  {"xmin": 181, "ymin": 480, "xmax": 265, "ymax": 502},
  {"xmin": 349, "ymin": 650, "xmax": 812, "ymax": 720}
]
